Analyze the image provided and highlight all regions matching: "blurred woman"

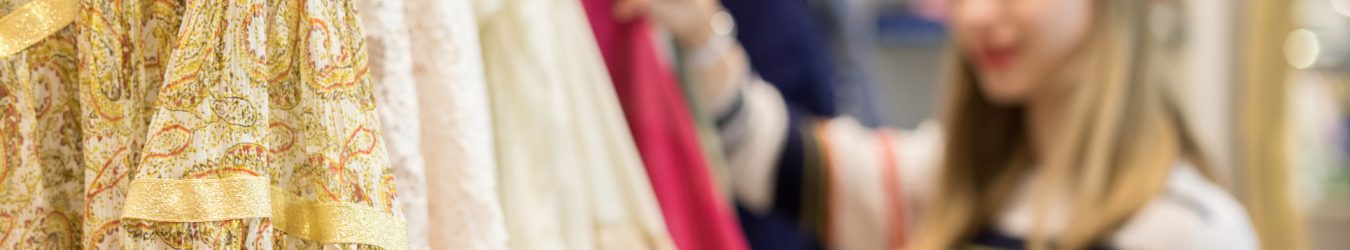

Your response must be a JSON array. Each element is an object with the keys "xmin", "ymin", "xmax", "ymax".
[
  {"xmin": 915, "ymin": 0, "xmax": 1255, "ymax": 249},
  {"xmin": 625, "ymin": 0, "xmax": 1259, "ymax": 249}
]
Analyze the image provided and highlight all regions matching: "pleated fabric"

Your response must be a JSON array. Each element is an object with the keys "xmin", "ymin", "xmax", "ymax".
[
  {"xmin": 0, "ymin": 0, "xmax": 408, "ymax": 248},
  {"xmin": 476, "ymin": 0, "xmax": 676, "ymax": 248},
  {"xmin": 406, "ymin": 0, "xmax": 510, "ymax": 247},
  {"xmin": 358, "ymin": 0, "xmax": 510, "ymax": 248},
  {"xmin": 357, "ymin": 0, "xmax": 430, "ymax": 248}
]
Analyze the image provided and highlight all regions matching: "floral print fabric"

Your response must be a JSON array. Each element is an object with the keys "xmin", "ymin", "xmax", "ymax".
[{"xmin": 0, "ymin": 0, "xmax": 404, "ymax": 248}]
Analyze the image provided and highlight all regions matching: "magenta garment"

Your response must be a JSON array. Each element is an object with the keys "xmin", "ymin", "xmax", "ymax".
[{"xmin": 581, "ymin": 3, "xmax": 751, "ymax": 250}]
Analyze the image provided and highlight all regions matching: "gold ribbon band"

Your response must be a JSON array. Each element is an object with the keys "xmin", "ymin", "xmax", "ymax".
[
  {"xmin": 121, "ymin": 177, "xmax": 274, "ymax": 222},
  {"xmin": 270, "ymin": 185, "xmax": 409, "ymax": 250},
  {"xmin": 121, "ymin": 177, "xmax": 408, "ymax": 250},
  {"xmin": 0, "ymin": 0, "xmax": 77, "ymax": 58}
]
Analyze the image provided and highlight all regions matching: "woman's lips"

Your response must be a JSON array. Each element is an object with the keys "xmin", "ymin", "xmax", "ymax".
[{"xmin": 976, "ymin": 45, "xmax": 1017, "ymax": 71}]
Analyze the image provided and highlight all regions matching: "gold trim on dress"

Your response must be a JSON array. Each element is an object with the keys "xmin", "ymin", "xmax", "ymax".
[
  {"xmin": 271, "ymin": 187, "xmax": 409, "ymax": 250},
  {"xmin": 0, "ymin": 0, "xmax": 77, "ymax": 58},
  {"xmin": 121, "ymin": 177, "xmax": 274, "ymax": 222},
  {"xmin": 121, "ymin": 177, "xmax": 409, "ymax": 250}
]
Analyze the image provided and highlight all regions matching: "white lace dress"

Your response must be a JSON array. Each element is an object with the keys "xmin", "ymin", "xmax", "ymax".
[
  {"xmin": 358, "ymin": 0, "xmax": 509, "ymax": 248},
  {"xmin": 357, "ymin": 0, "xmax": 429, "ymax": 248},
  {"xmin": 408, "ymin": 0, "xmax": 510, "ymax": 248}
]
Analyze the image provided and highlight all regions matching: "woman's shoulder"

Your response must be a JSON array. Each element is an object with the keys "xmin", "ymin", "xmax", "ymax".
[{"xmin": 1109, "ymin": 163, "xmax": 1259, "ymax": 250}]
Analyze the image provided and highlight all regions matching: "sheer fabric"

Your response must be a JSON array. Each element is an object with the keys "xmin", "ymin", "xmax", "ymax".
[{"xmin": 0, "ymin": 0, "xmax": 406, "ymax": 248}]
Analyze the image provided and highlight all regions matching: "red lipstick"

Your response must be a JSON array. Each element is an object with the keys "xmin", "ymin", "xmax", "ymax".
[{"xmin": 976, "ymin": 44, "xmax": 1017, "ymax": 71}]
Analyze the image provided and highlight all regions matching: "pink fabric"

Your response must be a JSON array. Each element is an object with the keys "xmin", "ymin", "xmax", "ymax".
[{"xmin": 581, "ymin": 3, "xmax": 750, "ymax": 250}]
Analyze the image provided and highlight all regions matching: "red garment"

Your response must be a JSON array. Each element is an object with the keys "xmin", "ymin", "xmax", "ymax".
[{"xmin": 581, "ymin": 3, "xmax": 751, "ymax": 250}]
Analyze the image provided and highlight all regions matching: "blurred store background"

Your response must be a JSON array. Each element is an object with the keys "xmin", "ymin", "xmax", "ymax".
[{"xmin": 1287, "ymin": 0, "xmax": 1350, "ymax": 249}]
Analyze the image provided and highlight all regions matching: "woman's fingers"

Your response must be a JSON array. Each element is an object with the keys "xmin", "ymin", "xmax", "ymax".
[{"xmin": 613, "ymin": 0, "xmax": 650, "ymax": 21}]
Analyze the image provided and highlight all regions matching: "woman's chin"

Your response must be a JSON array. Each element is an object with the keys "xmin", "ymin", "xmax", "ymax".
[{"xmin": 976, "ymin": 77, "xmax": 1031, "ymax": 106}]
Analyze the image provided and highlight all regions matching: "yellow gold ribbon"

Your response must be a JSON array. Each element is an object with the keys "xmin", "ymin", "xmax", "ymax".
[
  {"xmin": 121, "ymin": 178, "xmax": 274, "ymax": 222},
  {"xmin": 0, "ymin": 0, "xmax": 77, "ymax": 58},
  {"xmin": 270, "ymin": 186, "xmax": 408, "ymax": 250},
  {"xmin": 121, "ymin": 177, "xmax": 409, "ymax": 250}
]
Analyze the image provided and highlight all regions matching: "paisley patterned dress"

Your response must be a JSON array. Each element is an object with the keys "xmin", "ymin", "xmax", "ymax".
[{"xmin": 0, "ymin": 0, "xmax": 406, "ymax": 248}]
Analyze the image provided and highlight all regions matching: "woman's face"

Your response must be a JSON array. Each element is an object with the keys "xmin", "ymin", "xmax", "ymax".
[{"xmin": 951, "ymin": 0, "xmax": 1094, "ymax": 104}]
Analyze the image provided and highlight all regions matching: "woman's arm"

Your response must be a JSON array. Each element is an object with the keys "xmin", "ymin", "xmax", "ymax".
[
  {"xmin": 632, "ymin": 2, "xmax": 944, "ymax": 248},
  {"xmin": 679, "ymin": 19, "xmax": 945, "ymax": 250}
]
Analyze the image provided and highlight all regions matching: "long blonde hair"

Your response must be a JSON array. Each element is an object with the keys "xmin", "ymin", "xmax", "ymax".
[{"xmin": 910, "ymin": 1, "xmax": 1211, "ymax": 249}]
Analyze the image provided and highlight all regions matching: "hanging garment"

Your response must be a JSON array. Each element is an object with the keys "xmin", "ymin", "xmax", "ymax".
[
  {"xmin": 579, "ymin": 2, "xmax": 750, "ymax": 250},
  {"xmin": 0, "ymin": 0, "xmax": 406, "ymax": 248},
  {"xmin": 359, "ymin": 0, "xmax": 511, "ymax": 248},
  {"xmin": 476, "ymin": 0, "xmax": 675, "ymax": 248},
  {"xmin": 405, "ymin": 0, "xmax": 509, "ymax": 248},
  {"xmin": 358, "ymin": 0, "xmax": 430, "ymax": 248}
]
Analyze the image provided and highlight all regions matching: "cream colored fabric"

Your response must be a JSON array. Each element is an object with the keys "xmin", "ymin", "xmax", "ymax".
[
  {"xmin": 357, "ymin": 0, "xmax": 431, "ymax": 249},
  {"xmin": 358, "ymin": 0, "xmax": 510, "ymax": 248},
  {"xmin": 477, "ymin": 0, "xmax": 675, "ymax": 248},
  {"xmin": 406, "ymin": 0, "xmax": 510, "ymax": 248}
]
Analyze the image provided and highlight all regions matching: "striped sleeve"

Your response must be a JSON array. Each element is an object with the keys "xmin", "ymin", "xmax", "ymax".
[
  {"xmin": 712, "ymin": 71, "xmax": 945, "ymax": 248},
  {"xmin": 712, "ymin": 77, "xmax": 944, "ymax": 249},
  {"xmin": 814, "ymin": 117, "xmax": 942, "ymax": 250}
]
